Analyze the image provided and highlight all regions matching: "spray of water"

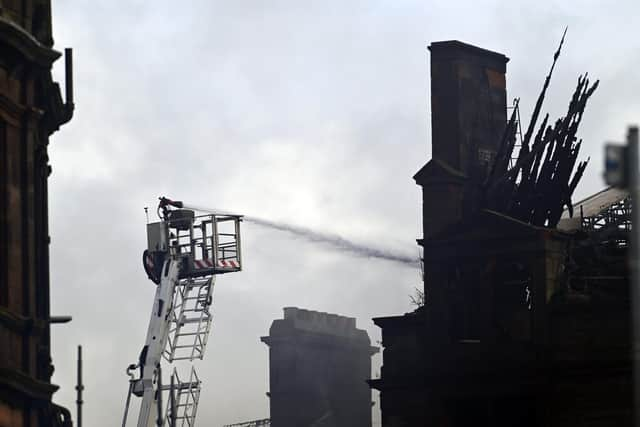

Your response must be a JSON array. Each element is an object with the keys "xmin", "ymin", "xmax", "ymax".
[
  {"xmin": 246, "ymin": 216, "xmax": 418, "ymax": 266},
  {"xmin": 183, "ymin": 204, "xmax": 419, "ymax": 267}
]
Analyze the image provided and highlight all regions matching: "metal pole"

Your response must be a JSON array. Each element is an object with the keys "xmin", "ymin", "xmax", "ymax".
[
  {"xmin": 76, "ymin": 345, "xmax": 83, "ymax": 427},
  {"xmin": 122, "ymin": 381, "xmax": 134, "ymax": 427},
  {"xmin": 64, "ymin": 48, "xmax": 74, "ymax": 106},
  {"xmin": 213, "ymin": 217, "xmax": 220, "ymax": 266},
  {"xmin": 156, "ymin": 365, "xmax": 163, "ymax": 426},
  {"xmin": 236, "ymin": 217, "xmax": 242, "ymax": 270},
  {"xmin": 170, "ymin": 373, "xmax": 176, "ymax": 427},
  {"xmin": 629, "ymin": 126, "xmax": 640, "ymax": 427}
]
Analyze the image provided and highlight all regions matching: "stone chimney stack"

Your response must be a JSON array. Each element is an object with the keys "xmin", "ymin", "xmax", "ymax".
[
  {"xmin": 261, "ymin": 307, "xmax": 378, "ymax": 427},
  {"xmin": 414, "ymin": 41, "xmax": 509, "ymax": 239}
]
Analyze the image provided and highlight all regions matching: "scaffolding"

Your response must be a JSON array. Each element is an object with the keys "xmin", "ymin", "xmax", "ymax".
[
  {"xmin": 581, "ymin": 196, "xmax": 632, "ymax": 248},
  {"xmin": 223, "ymin": 419, "xmax": 271, "ymax": 427}
]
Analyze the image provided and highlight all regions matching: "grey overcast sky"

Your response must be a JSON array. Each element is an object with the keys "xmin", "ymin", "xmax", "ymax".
[{"xmin": 47, "ymin": 1, "xmax": 639, "ymax": 426}]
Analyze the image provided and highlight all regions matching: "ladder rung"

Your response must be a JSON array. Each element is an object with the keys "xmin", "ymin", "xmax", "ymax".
[
  {"xmin": 180, "ymin": 318, "xmax": 207, "ymax": 325},
  {"xmin": 181, "ymin": 309, "xmax": 209, "ymax": 316},
  {"xmin": 174, "ymin": 345, "xmax": 204, "ymax": 351},
  {"xmin": 174, "ymin": 332, "xmax": 206, "ymax": 338},
  {"xmin": 171, "ymin": 356, "xmax": 201, "ymax": 361},
  {"xmin": 160, "ymin": 384, "xmax": 197, "ymax": 392}
]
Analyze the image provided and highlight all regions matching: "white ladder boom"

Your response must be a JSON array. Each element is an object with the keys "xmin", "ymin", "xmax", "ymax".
[{"xmin": 123, "ymin": 198, "xmax": 243, "ymax": 427}]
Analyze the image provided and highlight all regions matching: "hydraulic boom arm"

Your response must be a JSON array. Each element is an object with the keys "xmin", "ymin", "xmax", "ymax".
[{"xmin": 123, "ymin": 197, "xmax": 243, "ymax": 427}]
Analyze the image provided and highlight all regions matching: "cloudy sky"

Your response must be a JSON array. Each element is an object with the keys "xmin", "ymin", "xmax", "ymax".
[{"xmin": 46, "ymin": 1, "xmax": 639, "ymax": 426}]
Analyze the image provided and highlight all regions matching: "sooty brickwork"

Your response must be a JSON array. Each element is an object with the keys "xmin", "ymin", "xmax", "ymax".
[
  {"xmin": 0, "ymin": 1, "xmax": 74, "ymax": 426},
  {"xmin": 414, "ymin": 41, "xmax": 508, "ymax": 239}
]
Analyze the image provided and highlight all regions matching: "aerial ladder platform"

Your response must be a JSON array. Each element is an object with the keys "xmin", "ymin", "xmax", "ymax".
[{"xmin": 122, "ymin": 197, "xmax": 242, "ymax": 427}]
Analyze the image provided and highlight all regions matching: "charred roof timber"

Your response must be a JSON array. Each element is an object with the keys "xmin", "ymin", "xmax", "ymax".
[
  {"xmin": 483, "ymin": 29, "xmax": 598, "ymax": 228},
  {"xmin": 415, "ymin": 32, "xmax": 597, "ymax": 239}
]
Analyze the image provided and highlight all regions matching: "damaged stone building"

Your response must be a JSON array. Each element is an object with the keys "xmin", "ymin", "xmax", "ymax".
[
  {"xmin": 369, "ymin": 41, "xmax": 631, "ymax": 426},
  {"xmin": 0, "ymin": 1, "xmax": 74, "ymax": 426}
]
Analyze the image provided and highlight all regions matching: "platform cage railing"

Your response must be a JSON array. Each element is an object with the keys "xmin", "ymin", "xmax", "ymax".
[
  {"xmin": 163, "ymin": 366, "xmax": 201, "ymax": 427},
  {"xmin": 166, "ymin": 212, "xmax": 242, "ymax": 277},
  {"xmin": 164, "ymin": 276, "xmax": 215, "ymax": 362}
]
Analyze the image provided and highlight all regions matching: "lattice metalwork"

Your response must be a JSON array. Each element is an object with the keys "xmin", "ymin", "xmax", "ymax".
[
  {"xmin": 165, "ymin": 276, "xmax": 215, "ymax": 362},
  {"xmin": 580, "ymin": 196, "xmax": 631, "ymax": 248},
  {"xmin": 506, "ymin": 98, "xmax": 524, "ymax": 170},
  {"xmin": 223, "ymin": 419, "xmax": 271, "ymax": 427},
  {"xmin": 164, "ymin": 367, "xmax": 201, "ymax": 427}
]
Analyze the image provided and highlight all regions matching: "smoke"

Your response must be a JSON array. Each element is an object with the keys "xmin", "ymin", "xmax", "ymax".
[
  {"xmin": 245, "ymin": 216, "xmax": 419, "ymax": 267},
  {"xmin": 182, "ymin": 204, "xmax": 419, "ymax": 267}
]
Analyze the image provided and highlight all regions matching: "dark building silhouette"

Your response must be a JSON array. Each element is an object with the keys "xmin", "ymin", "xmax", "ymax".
[
  {"xmin": 0, "ymin": 1, "xmax": 74, "ymax": 426},
  {"xmin": 418, "ymin": 41, "xmax": 508, "ymax": 239},
  {"xmin": 369, "ymin": 41, "xmax": 632, "ymax": 426},
  {"xmin": 261, "ymin": 307, "xmax": 378, "ymax": 427}
]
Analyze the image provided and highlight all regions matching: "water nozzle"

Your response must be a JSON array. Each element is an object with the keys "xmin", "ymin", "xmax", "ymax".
[{"xmin": 158, "ymin": 197, "xmax": 183, "ymax": 209}]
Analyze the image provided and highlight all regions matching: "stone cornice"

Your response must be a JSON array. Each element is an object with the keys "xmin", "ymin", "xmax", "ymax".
[
  {"xmin": 0, "ymin": 16, "xmax": 60, "ymax": 66},
  {"xmin": 0, "ymin": 366, "xmax": 58, "ymax": 401},
  {"xmin": 0, "ymin": 306, "xmax": 32, "ymax": 332},
  {"xmin": 0, "ymin": 306, "xmax": 47, "ymax": 334}
]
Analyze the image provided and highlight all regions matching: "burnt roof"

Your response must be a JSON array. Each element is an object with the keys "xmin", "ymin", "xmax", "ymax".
[{"xmin": 557, "ymin": 187, "xmax": 629, "ymax": 231}]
